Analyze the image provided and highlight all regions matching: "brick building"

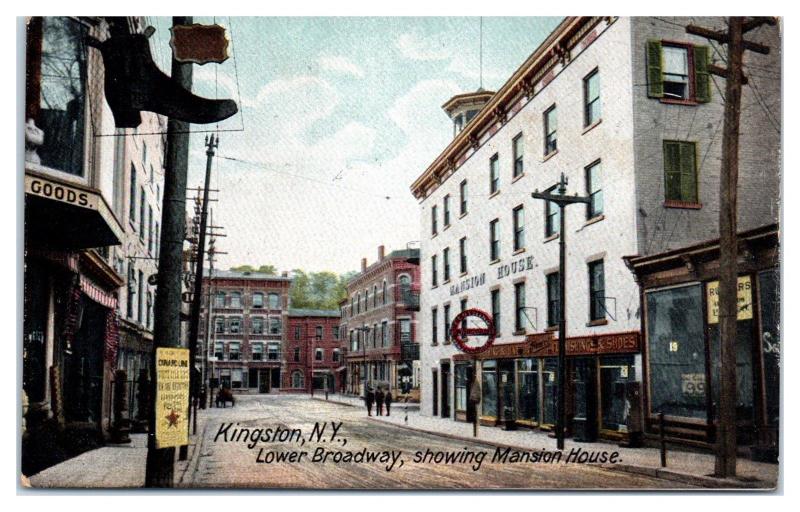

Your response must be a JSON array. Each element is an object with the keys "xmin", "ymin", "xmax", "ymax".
[
  {"xmin": 284, "ymin": 309, "xmax": 342, "ymax": 393},
  {"xmin": 199, "ymin": 270, "xmax": 292, "ymax": 393},
  {"xmin": 340, "ymin": 245, "xmax": 421, "ymax": 397}
]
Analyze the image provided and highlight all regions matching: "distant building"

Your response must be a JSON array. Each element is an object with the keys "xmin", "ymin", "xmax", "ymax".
[
  {"xmin": 340, "ymin": 245, "xmax": 421, "ymax": 397},
  {"xmin": 285, "ymin": 309, "xmax": 342, "ymax": 393}
]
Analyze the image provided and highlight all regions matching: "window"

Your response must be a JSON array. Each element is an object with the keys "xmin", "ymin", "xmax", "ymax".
[
  {"xmin": 459, "ymin": 237, "xmax": 467, "ymax": 274},
  {"xmin": 364, "ymin": 290, "xmax": 369, "ymax": 311},
  {"xmin": 30, "ymin": 17, "xmax": 88, "ymax": 176},
  {"xmin": 251, "ymin": 343, "xmax": 263, "ymax": 361},
  {"xmin": 214, "ymin": 292, "xmax": 225, "ymax": 308},
  {"xmin": 267, "ymin": 343, "xmax": 280, "ymax": 360},
  {"xmin": 586, "ymin": 160, "xmax": 603, "ymax": 219},
  {"xmin": 294, "ymin": 325, "xmax": 301, "ymax": 340},
  {"xmin": 583, "ymin": 69, "xmax": 601, "ymax": 126},
  {"xmin": 215, "ymin": 317, "xmax": 225, "ymax": 334},
  {"xmin": 443, "ymin": 304, "xmax": 451, "ymax": 343},
  {"xmin": 129, "ymin": 166, "xmax": 137, "ymax": 222},
  {"xmin": 269, "ymin": 317, "xmax": 282, "ymax": 335},
  {"xmin": 491, "ymin": 289, "xmax": 501, "ymax": 335},
  {"xmin": 214, "ymin": 342, "xmax": 224, "ymax": 360},
  {"xmin": 373, "ymin": 285, "xmax": 377, "ymax": 308},
  {"xmin": 459, "ymin": 180, "xmax": 468, "ymax": 215},
  {"xmin": 146, "ymin": 292, "xmax": 153, "ymax": 329},
  {"xmin": 443, "ymin": 195, "xmax": 451, "ymax": 227},
  {"xmin": 315, "ymin": 325, "xmax": 323, "ymax": 340},
  {"xmin": 137, "ymin": 270, "xmax": 144, "ymax": 323},
  {"xmin": 230, "ymin": 292, "xmax": 242, "ymax": 308},
  {"xmin": 154, "ymin": 222, "xmax": 160, "ymax": 258},
  {"xmin": 546, "ymin": 272, "xmax": 561, "ymax": 327},
  {"xmin": 663, "ymin": 140, "xmax": 698, "ymax": 203},
  {"xmin": 251, "ymin": 317, "xmax": 264, "ymax": 334},
  {"xmin": 588, "ymin": 260, "xmax": 606, "ymax": 321},
  {"xmin": 647, "ymin": 40, "xmax": 710, "ymax": 103},
  {"xmin": 268, "ymin": 293, "xmax": 280, "ymax": 309},
  {"xmin": 333, "ymin": 349, "xmax": 340, "ymax": 362},
  {"xmin": 512, "ymin": 133, "xmax": 524, "ymax": 177},
  {"xmin": 126, "ymin": 263, "xmax": 135, "ymax": 318},
  {"xmin": 292, "ymin": 371, "xmax": 304, "ymax": 389},
  {"xmin": 490, "ymin": 219, "xmax": 500, "ymax": 261},
  {"xmin": 431, "ymin": 255, "xmax": 438, "ymax": 287},
  {"xmin": 514, "ymin": 282, "xmax": 526, "ymax": 332},
  {"xmin": 443, "ymin": 248, "xmax": 451, "ymax": 282},
  {"xmin": 381, "ymin": 321, "xmax": 388, "ymax": 346},
  {"xmin": 460, "ymin": 298, "xmax": 468, "ymax": 333},
  {"xmin": 332, "ymin": 326, "xmax": 339, "ymax": 340},
  {"xmin": 229, "ymin": 342, "xmax": 241, "ymax": 361},
  {"xmin": 315, "ymin": 348, "xmax": 324, "ymax": 361},
  {"xmin": 229, "ymin": 317, "xmax": 241, "ymax": 334},
  {"xmin": 399, "ymin": 318, "xmax": 411, "ymax": 343},
  {"xmin": 139, "ymin": 187, "xmax": 146, "ymax": 240},
  {"xmin": 544, "ymin": 105, "xmax": 557, "ymax": 155},
  {"xmin": 356, "ymin": 293, "xmax": 360, "ymax": 314},
  {"xmin": 382, "ymin": 281, "xmax": 387, "ymax": 305},
  {"xmin": 489, "ymin": 154, "xmax": 499, "ymax": 194},
  {"xmin": 545, "ymin": 199, "xmax": 560, "ymax": 237},
  {"xmin": 431, "ymin": 205, "xmax": 438, "ymax": 236},
  {"xmin": 294, "ymin": 347, "xmax": 301, "ymax": 362},
  {"xmin": 252, "ymin": 292, "xmax": 264, "ymax": 308},
  {"xmin": 513, "ymin": 205, "xmax": 525, "ymax": 251},
  {"xmin": 431, "ymin": 307, "xmax": 438, "ymax": 345}
]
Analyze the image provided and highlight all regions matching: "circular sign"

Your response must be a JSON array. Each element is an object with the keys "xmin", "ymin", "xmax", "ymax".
[{"xmin": 450, "ymin": 308, "xmax": 496, "ymax": 354}]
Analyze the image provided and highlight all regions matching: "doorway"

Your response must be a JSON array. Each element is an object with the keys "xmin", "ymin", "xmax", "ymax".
[
  {"xmin": 441, "ymin": 362, "xmax": 451, "ymax": 418},
  {"xmin": 258, "ymin": 369, "xmax": 270, "ymax": 393},
  {"xmin": 432, "ymin": 369, "xmax": 438, "ymax": 416}
]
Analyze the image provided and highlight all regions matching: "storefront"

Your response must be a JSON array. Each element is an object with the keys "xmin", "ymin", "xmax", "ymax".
[
  {"xmin": 451, "ymin": 331, "xmax": 641, "ymax": 442},
  {"xmin": 626, "ymin": 224, "xmax": 779, "ymax": 461}
]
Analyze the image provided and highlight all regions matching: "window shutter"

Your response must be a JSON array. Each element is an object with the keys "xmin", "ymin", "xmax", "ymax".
[
  {"xmin": 679, "ymin": 142, "xmax": 698, "ymax": 202},
  {"xmin": 647, "ymin": 40, "xmax": 663, "ymax": 98},
  {"xmin": 694, "ymin": 45, "xmax": 711, "ymax": 103}
]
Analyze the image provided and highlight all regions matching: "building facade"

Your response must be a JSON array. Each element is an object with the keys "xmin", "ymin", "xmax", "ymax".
[
  {"xmin": 411, "ymin": 17, "xmax": 780, "ymax": 445},
  {"xmin": 340, "ymin": 246, "xmax": 421, "ymax": 397},
  {"xmin": 200, "ymin": 270, "xmax": 292, "ymax": 393},
  {"xmin": 284, "ymin": 309, "xmax": 342, "ymax": 393}
]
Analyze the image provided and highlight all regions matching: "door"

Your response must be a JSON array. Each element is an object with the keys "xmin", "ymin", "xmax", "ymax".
[
  {"xmin": 466, "ymin": 365, "xmax": 477, "ymax": 423},
  {"xmin": 432, "ymin": 369, "xmax": 438, "ymax": 416},
  {"xmin": 498, "ymin": 359, "xmax": 516, "ymax": 424},
  {"xmin": 259, "ymin": 370, "xmax": 269, "ymax": 393},
  {"xmin": 441, "ymin": 362, "xmax": 451, "ymax": 418},
  {"xmin": 270, "ymin": 369, "xmax": 281, "ymax": 391}
]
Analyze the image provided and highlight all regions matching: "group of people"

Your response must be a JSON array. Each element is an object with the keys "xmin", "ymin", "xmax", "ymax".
[{"xmin": 364, "ymin": 386, "xmax": 393, "ymax": 416}]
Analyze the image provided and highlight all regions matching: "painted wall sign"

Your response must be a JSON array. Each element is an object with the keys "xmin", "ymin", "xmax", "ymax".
[
  {"xmin": 155, "ymin": 347, "xmax": 190, "ymax": 449},
  {"xmin": 25, "ymin": 175, "xmax": 95, "ymax": 210},
  {"xmin": 496, "ymin": 255, "xmax": 535, "ymax": 280},
  {"xmin": 449, "ymin": 272, "xmax": 486, "ymax": 296},
  {"xmin": 450, "ymin": 308, "xmax": 495, "ymax": 355},
  {"xmin": 453, "ymin": 331, "xmax": 641, "ymax": 361},
  {"xmin": 706, "ymin": 275, "xmax": 753, "ymax": 324}
]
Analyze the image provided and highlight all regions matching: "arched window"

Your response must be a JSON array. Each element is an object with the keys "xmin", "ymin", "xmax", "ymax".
[
  {"xmin": 382, "ymin": 280, "xmax": 387, "ymax": 305},
  {"xmin": 356, "ymin": 293, "xmax": 361, "ymax": 314},
  {"xmin": 292, "ymin": 370, "xmax": 305, "ymax": 389},
  {"xmin": 365, "ymin": 290, "xmax": 369, "ymax": 311},
  {"xmin": 373, "ymin": 285, "xmax": 377, "ymax": 307}
]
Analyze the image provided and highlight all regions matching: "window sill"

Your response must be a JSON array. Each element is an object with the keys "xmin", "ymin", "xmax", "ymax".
[
  {"xmin": 489, "ymin": 258, "xmax": 501, "ymax": 265},
  {"xmin": 443, "ymin": 224, "xmax": 451, "ymax": 232},
  {"xmin": 582, "ymin": 119, "xmax": 602, "ymax": 135},
  {"xmin": 459, "ymin": 212, "xmax": 467, "ymax": 219},
  {"xmin": 513, "ymin": 329, "xmax": 527, "ymax": 336},
  {"xmin": 431, "ymin": 233, "xmax": 438, "ymax": 239},
  {"xmin": 586, "ymin": 318, "xmax": 609, "ymax": 327},
  {"xmin": 459, "ymin": 271, "xmax": 468, "ymax": 278},
  {"xmin": 442, "ymin": 279, "xmax": 451, "ymax": 285},
  {"xmin": 542, "ymin": 149, "xmax": 559, "ymax": 163},
  {"xmin": 511, "ymin": 172, "xmax": 526, "ymax": 184},
  {"xmin": 659, "ymin": 98, "xmax": 699, "ymax": 106},
  {"xmin": 489, "ymin": 190, "xmax": 500, "ymax": 199},
  {"xmin": 663, "ymin": 200, "xmax": 702, "ymax": 210},
  {"xmin": 545, "ymin": 325, "xmax": 558, "ymax": 332},
  {"xmin": 543, "ymin": 233, "xmax": 559, "ymax": 244},
  {"xmin": 512, "ymin": 247, "xmax": 526, "ymax": 256},
  {"xmin": 583, "ymin": 214, "xmax": 605, "ymax": 228}
]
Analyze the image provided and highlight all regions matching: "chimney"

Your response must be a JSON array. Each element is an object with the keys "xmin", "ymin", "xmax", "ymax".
[
  {"xmin": 378, "ymin": 245, "xmax": 385, "ymax": 261},
  {"xmin": 361, "ymin": 258, "xmax": 367, "ymax": 272}
]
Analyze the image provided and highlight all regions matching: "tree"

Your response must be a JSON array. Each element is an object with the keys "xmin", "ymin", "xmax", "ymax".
[
  {"xmin": 289, "ymin": 269, "xmax": 355, "ymax": 310},
  {"xmin": 229, "ymin": 264, "xmax": 276, "ymax": 275}
]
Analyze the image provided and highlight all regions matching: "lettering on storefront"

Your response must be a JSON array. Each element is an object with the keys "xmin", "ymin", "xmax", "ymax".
[
  {"xmin": 706, "ymin": 276, "xmax": 753, "ymax": 324},
  {"xmin": 452, "ymin": 331, "xmax": 641, "ymax": 361},
  {"xmin": 25, "ymin": 175, "xmax": 95, "ymax": 209},
  {"xmin": 449, "ymin": 273, "xmax": 486, "ymax": 296},
  {"xmin": 496, "ymin": 255, "xmax": 535, "ymax": 280},
  {"xmin": 155, "ymin": 347, "xmax": 190, "ymax": 449},
  {"xmin": 681, "ymin": 373, "xmax": 705, "ymax": 397}
]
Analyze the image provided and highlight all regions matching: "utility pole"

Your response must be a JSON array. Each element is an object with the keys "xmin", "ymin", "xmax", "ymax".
[
  {"xmin": 531, "ymin": 173, "xmax": 590, "ymax": 451},
  {"xmin": 145, "ymin": 16, "xmax": 193, "ymax": 489},
  {"xmin": 685, "ymin": 17, "xmax": 774, "ymax": 478},
  {"xmin": 179, "ymin": 134, "xmax": 218, "ymax": 461}
]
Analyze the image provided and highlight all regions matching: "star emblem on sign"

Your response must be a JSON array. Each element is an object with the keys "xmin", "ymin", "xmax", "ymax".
[{"xmin": 166, "ymin": 409, "xmax": 181, "ymax": 428}]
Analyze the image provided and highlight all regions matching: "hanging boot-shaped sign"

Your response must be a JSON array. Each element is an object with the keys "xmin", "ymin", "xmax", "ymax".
[{"xmin": 87, "ymin": 28, "xmax": 238, "ymax": 128}]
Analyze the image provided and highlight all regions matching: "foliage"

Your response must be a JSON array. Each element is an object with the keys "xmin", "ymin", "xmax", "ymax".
[{"xmin": 229, "ymin": 264, "xmax": 354, "ymax": 310}]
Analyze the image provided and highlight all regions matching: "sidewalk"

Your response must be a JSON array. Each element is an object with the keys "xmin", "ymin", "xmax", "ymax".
[
  {"xmin": 311, "ymin": 392, "xmax": 420, "ymax": 411},
  {"xmin": 314, "ymin": 395, "xmax": 778, "ymax": 489}
]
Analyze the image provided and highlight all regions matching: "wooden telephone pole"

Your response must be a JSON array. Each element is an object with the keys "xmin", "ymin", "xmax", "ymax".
[{"xmin": 685, "ymin": 16, "xmax": 775, "ymax": 478}]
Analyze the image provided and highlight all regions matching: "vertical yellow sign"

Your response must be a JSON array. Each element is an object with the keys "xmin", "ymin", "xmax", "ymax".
[
  {"xmin": 155, "ymin": 347, "xmax": 190, "ymax": 449},
  {"xmin": 706, "ymin": 275, "xmax": 753, "ymax": 324}
]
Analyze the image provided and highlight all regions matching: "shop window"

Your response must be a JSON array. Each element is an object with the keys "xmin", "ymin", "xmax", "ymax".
[
  {"xmin": 489, "ymin": 219, "xmax": 500, "ymax": 261},
  {"xmin": 481, "ymin": 360, "xmax": 498, "ymax": 418},
  {"xmin": 455, "ymin": 364, "xmax": 469, "ymax": 413},
  {"xmin": 512, "ymin": 133, "xmax": 524, "ymax": 178},
  {"xmin": 513, "ymin": 205, "xmax": 525, "ymax": 251},
  {"xmin": 228, "ymin": 342, "xmax": 240, "ymax": 361},
  {"xmin": 29, "ymin": 17, "xmax": 88, "ymax": 176},
  {"xmin": 645, "ymin": 284, "xmax": 706, "ymax": 418},
  {"xmin": 251, "ymin": 343, "xmax": 263, "ymax": 361},
  {"xmin": 583, "ymin": 69, "xmax": 601, "ymax": 126},
  {"xmin": 544, "ymin": 105, "xmax": 557, "ymax": 155},
  {"xmin": 663, "ymin": 140, "xmax": 698, "ymax": 203},
  {"xmin": 758, "ymin": 269, "xmax": 780, "ymax": 427},
  {"xmin": 599, "ymin": 355, "xmax": 635, "ymax": 431},
  {"xmin": 646, "ymin": 40, "xmax": 710, "ymax": 103},
  {"xmin": 542, "ymin": 358, "xmax": 558, "ymax": 426},
  {"xmin": 292, "ymin": 371, "xmax": 304, "ymax": 389},
  {"xmin": 231, "ymin": 369, "xmax": 243, "ymax": 389},
  {"xmin": 489, "ymin": 154, "xmax": 499, "ymax": 194},
  {"xmin": 516, "ymin": 359, "xmax": 539, "ymax": 424},
  {"xmin": 588, "ymin": 260, "xmax": 606, "ymax": 321},
  {"xmin": 585, "ymin": 160, "xmax": 603, "ymax": 219}
]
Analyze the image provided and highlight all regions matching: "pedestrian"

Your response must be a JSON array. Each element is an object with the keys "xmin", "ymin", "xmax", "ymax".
[
  {"xmin": 385, "ymin": 390, "xmax": 393, "ymax": 416},
  {"xmin": 365, "ymin": 387, "xmax": 375, "ymax": 416},
  {"xmin": 375, "ymin": 387, "xmax": 385, "ymax": 416}
]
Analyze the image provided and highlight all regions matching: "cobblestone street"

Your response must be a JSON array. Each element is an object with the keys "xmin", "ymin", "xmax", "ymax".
[{"xmin": 174, "ymin": 394, "xmax": 698, "ymax": 489}]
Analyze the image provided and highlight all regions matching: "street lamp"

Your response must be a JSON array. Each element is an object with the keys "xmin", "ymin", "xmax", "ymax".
[{"xmin": 531, "ymin": 172, "xmax": 590, "ymax": 451}]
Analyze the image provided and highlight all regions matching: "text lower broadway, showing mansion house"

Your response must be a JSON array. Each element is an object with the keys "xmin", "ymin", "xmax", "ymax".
[{"xmin": 411, "ymin": 17, "xmax": 780, "ymax": 446}]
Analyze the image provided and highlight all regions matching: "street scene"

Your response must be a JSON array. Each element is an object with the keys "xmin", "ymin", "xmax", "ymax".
[{"xmin": 20, "ymin": 15, "xmax": 782, "ymax": 491}]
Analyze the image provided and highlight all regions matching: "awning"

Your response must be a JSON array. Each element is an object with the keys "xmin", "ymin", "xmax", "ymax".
[{"xmin": 25, "ymin": 169, "xmax": 123, "ymax": 250}]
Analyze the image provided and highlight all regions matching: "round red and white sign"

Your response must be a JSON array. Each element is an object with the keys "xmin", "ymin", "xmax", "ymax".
[{"xmin": 450, "ymin": 308, "xmax": 496, "ymax": 355}]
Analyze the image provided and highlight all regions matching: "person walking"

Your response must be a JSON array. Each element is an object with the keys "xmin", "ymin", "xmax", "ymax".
[
  {"xmin": 365, "ymin": 387, "xmax": 375, "ymax": 416},
  {"xmin": 375, "ymin": 387, "xmax": 385, "ymax": 416},
  {"xmin": 385, "ymin": 390, "xmax": 393, "ymax": 416}
]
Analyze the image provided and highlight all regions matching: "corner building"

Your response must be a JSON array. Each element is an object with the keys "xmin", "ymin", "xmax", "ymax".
[{"xmin": 411, "ymin": 17, "xmax": 780, "ymax": 446}]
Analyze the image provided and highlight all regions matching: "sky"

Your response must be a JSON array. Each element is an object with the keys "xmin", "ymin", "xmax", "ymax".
[{"xmin": 149, "ymin": 16, "xmax": 563, "ymax": 274}]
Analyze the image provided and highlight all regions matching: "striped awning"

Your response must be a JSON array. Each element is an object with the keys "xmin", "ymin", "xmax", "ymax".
[{"xmin": 80, "ymin": 274, "xmax": 118, "ymax": 309}]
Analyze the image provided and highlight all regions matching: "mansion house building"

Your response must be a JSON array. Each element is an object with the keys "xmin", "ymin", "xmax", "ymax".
[{"xmin": 411, "ymin": 17, "xmax": 780, "ymax": 446}]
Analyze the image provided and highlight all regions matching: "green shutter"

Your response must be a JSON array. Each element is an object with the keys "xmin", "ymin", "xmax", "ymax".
[
  {"xmin": 679, "ymin": 142, "xmax": 698, "ymax": 202},
  {"xmin": 694, "ymin": 45, "xmax": 711, "ymax": 103},
  {"xmin": 647, "ymin": 40, "xmax": 663, "ymax": 98}
]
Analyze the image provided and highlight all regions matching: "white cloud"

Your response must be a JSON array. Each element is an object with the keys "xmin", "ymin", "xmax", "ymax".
[
  {"xmin": 319, "ymin": 55, "xmax": 365, "ymax": 77},
  {"xmin": 395, "ymin": 32, "xmax": 451, "ymax": 61}
]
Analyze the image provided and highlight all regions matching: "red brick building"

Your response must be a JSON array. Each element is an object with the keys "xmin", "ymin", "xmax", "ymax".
[
  {"xmin": 199, "ymin": 270, "xmax": 292, "ymax": 393},
  {"xmin": 340, "ymin": 245, "xmax": 420, "ymax": 396},
  {"xmin": 284, "ymin": 309, "xmax": 343, "ymax": 393}
]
